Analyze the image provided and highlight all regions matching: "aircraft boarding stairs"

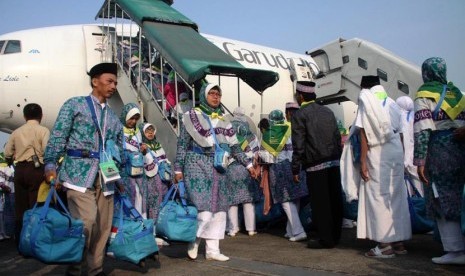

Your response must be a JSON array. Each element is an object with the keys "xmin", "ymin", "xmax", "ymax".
[
  {"xmin": 96, "ymin": 0, "xmax": 279, "ymax": 161},
  {"xmin": 110, "ymin": 34, "xmax": 183, "ymax": 161}
]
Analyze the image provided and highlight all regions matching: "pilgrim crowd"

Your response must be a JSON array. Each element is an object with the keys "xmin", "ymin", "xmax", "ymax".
[{"xmin": 1, "ymin": 57, "xmax": 465, "ymax": 275}]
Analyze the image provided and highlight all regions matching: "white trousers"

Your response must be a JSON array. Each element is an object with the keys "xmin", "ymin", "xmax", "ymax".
[
  {"xmin": 282, "ymin": 200, "xmax": 304, "ymax": 236},
  {"xmin": 196, "ymin": 211, "xmax": 227, "ymax": 255},
  {"xmin": 134, "ymin": 184, "xmax": 147, "ymax": 219},
  {"xmin": 197, "ymin": 211, "xmax": 226, "ymax": 240},
  {"xmin": 227, "ymin": 203, "xmax": 256, "ymax": 232},
  {"xmin": 436, "ymin": 217, "xmax": 465, "ymax": 252}
]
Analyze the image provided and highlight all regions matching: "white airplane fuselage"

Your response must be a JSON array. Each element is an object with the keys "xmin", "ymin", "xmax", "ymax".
[{"xmin": 0, "ymin": 24, "xmax": 355, "ymax": 135}]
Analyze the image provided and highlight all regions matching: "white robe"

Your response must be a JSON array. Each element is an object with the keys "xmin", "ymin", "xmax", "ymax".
[
  {"xmin": 399, "ymin": 109, "xmax": 424, "ymax": 196},
  {"xmin": 354, "ymin": 87, "xmax": 412, "ymax": 243}
]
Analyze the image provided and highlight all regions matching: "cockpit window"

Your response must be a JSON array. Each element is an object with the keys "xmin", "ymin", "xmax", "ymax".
[
  {"xmin": 0, "ymin": 41, "xmax": 5, "ymax": 53},
  {"xmin": 4, "ymin": 40, "xmax": 21, "ymax": 54}
]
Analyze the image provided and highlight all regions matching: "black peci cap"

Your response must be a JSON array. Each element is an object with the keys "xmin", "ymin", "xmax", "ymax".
[{"xmin": 87, "ymin": 63, "xmax": 117, "ymax": 78}]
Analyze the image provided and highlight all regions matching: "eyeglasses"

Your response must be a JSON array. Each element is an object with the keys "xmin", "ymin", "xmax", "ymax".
[{"xmin": 207, "ymin": 91, "xmax": 222, "ymax": 97}]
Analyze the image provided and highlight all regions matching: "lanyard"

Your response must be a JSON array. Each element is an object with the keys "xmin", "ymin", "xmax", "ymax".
[{"xmin": 86, "ymin": 96, "xmax": 107, "ymax": 152}]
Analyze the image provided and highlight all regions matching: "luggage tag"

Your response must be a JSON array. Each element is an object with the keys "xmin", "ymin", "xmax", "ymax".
[{"xmin": 99, "ymin": 151, "xmax": 121, "ymax": 184}]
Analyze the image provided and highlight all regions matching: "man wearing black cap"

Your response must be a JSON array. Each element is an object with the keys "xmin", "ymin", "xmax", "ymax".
[
  {"xmin": 285, "ymin": 102, "xmax": 300, "ymax": 122},
  {"xmin": 291, "ymin": 81, "xmax": 343, "ymax": 249},
  {"xmin": 44, "ymin": 63, "xmax": 123, "ymax": 276}
]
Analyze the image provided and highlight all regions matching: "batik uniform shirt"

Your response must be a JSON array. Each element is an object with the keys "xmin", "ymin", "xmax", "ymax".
[{"xmin": 44, "ymin": 94, "xmax": 123, "ymax": 193}]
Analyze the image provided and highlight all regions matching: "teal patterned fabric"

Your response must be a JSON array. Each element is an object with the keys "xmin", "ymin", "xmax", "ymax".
[
  {"xmin": 44, "ymin": 95, "xmax": 124, "ymax": 190},
  {"xmin": 421, "ymin": 57, "xmax": 447, "ymax": 84},
  {"xmin": 174, "ymin": 120, "xmax": 251, "ymax": 212}
]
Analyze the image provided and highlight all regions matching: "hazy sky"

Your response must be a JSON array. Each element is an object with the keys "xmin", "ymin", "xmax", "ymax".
[{"xmin": 1, "ymin": 0, "xmax": 464, "ymax": 145}]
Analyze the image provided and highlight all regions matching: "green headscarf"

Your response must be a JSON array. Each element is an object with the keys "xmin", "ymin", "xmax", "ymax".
[
  {"xmin": 198, "ymin": 83, "xmax": 223, "ymax": 116},
  {"xmin": 261, "ymin": 110, "xmax": 291, "ymax": 157},
  {"xmin": 231, "ymin": 120, "xmax": 253, "ymax": 150},
  {"xmin": 139, "ymin": 122, "xmax": 162, "ymax": 151},
  {"xmin": 416, "ymin": 57, "xmax": 465, "ymax": 120}
]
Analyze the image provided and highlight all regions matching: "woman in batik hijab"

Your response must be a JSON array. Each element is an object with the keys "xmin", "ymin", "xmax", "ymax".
[
  {"xmin": 140, "ymin": 122, "xmax": 170, "ymax": 247},
  {"xmin": 120, "ymin": 103, "xmax": 147, "ymax": 218},
  {"xmin": 225, "ymin": 107, "xmax": 260, "ymax": 237},
  {"xmin": 414, "ymin": 57, "xmax": 465, "ymax": 265},
  {"xmin": 174, "ymin": 83, "xmax": 256, "ymax": 262},
  {"xmin": 258, "ymin": 109, "xmax": 308, "ymax": 242}
]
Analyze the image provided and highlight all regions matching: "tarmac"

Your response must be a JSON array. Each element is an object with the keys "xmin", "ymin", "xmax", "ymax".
[{"xmin": 0, "ymin": 221, "xmax": 464, "ymax": 276}]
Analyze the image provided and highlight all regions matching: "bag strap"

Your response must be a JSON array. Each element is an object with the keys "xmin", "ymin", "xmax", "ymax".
[
  {"xmin": 404, "ymin": 174, "xmax": 422, "ymax": 197},
  {"xmin": 432, "ymin": 85, "xmax": 448, "ymax": 120},
  {"xmin": 85, "ymin": 96, "xmax": 103, "ymax": 153},
  {"xmin": 149, "ymin": 150, "xmax": 160, "ymax": 165},
  {"xmin": 160, "ymin": 182, "xmax": 190, "ymax": 209},
  {"xmin": 38, "ymin": 181, "xmax": 72, "ymax": 220},
  {"xmin": 115, "ymin": 192, "xmax": 143, "ymax": 220},
  {"xmin": 31, "ymin": 181, "xmax": 73, "ymax": 256},
  {"xmin": 160, "ymin": 184, "xmax": 177, "ymax": 208},
  {"xmin": 201, "ymin": 112, "xmax": 220, "ymax": 150},
  {"xmin": 177, "ymin": 181, "xmax": 189, "ymax": 207}
]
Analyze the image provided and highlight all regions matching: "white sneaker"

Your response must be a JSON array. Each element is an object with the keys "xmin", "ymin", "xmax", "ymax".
[
  {"xmin": 187, "ymin": 239, "xmax": 200, "ymax": 260},
  {"xmin": 248, "ymin": 231, "xmax": 257, "ymax": 236},
  {"xmin": 156, "ymin": 237, "xmax": 170, "ymax": 247},
  {"xmin": 289, "ymin": 232, "xmax": 307, "ymax": 242},
  {"xmin": 206, "ymin": 253, "xmax": 230, "ymax": 261},
  {"xmin": 432, "ymin": 253, "xmax": 465, "ymax": 265},
  {"xmin": 227, "ymin": 231, "xmax": 238, "ymax": 237},
  {"xmin": 342, "ymin": 218, "xmax": 354, "ymax": 229}
]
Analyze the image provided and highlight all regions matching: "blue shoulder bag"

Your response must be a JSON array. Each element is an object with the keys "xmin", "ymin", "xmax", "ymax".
[
  {"xmin": 202, "ymin": 113, "xmax": 230, "ymax": 174},
  {"xmin": 107, "ymin": 193, "xmax": 158, "ymax": 264},
  {"xmin": 156, "ymin": 181, "xmax": 198, "ymax": 242},
  {"xmin": 19, "ymin": 182, "xmax": 85, "ymax": 264},
  {"xmin": 123, "ymin": 138, "xmax": 144, "ymax": 177}
]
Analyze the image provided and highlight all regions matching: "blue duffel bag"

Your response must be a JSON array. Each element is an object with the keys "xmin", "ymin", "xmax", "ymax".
[
  {"xmin": 19, "ymin": 184, "xmax": 85, "ymax": 264},
  {"xmin": 405, "ymin": 176, "xmax": 434, "ymax": 234},
  {"xmin": 156, "ymin": 181, "xmax": 198, "ymax": 242},
  {"xmin": 107, "ymin": 194, "xmax": 158, "ymax": 264}
]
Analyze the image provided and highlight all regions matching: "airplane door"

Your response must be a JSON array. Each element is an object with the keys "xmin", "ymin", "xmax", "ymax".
[{"xmin": 82, "ymin": 25, "xmax": 112, "ymax": 72}]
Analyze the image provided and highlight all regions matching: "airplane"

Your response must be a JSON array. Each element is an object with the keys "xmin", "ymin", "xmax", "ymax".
[{"xmin": 0, "ymin": 0, "xmax": 422, "ymax": 159}]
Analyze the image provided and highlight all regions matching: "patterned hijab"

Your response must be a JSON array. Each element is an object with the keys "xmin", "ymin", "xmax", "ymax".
[
  {"xmin": 120, "ymin": 103, "xmax": 141, "ymax": 139},
  {"xmin": 421, "ymin": 57, "xmax": 447, "ymax": 84},
  {"xmin": 417, "ymin": 57, "xmax": 465, "ymax": 120},
  {"xmin": 198, "ymin": 83, "xmax": 223, "ymax": 116},
  {"xmin": 140, "ymin": 122, "xmax": 162, "ymax": 151},
  {"xmin": 231, "ymin": 120, "xmax": 252, "ymax": 147}
]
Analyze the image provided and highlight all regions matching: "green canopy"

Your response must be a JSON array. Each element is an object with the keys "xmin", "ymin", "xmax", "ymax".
[
  {"xmin": 96, "ymin": 0, "xmax": 279, "ymax": 92},
  {"xmin": 96, "ymin": 0, "xmax": 197, "ymax": 29}
]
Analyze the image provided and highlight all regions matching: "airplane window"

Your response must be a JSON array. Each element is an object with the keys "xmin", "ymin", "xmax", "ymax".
[
  {"xmin": 0, "ymin": 40, "xmax": 5, "ymax": 53},
  {"xmin": 397, "ymin": 80, "xmax": 409, "ymax": 94},
  {"xmin": 342, "ymin": 55, "xmax": 349, "ymax": 64},
  {"xmin": 358, "ymin": 58, "xmax": 367, "ymax": 70},
  {"xmin": 377, "ymin": 68, "xmax": 388, "ymax": 82},
  {"xmin": 4, "ymin": 40, "xmax": 21, "ymax": 54}
]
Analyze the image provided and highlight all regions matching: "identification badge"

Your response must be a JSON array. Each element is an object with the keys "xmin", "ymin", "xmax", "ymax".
[
  {"xmin": 130, "ymin": 166, "xmax": 144, "ymax": 176},
  {"xmin": 99, "ymin": 159, "xmax": 121, "ymax": 184}
]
